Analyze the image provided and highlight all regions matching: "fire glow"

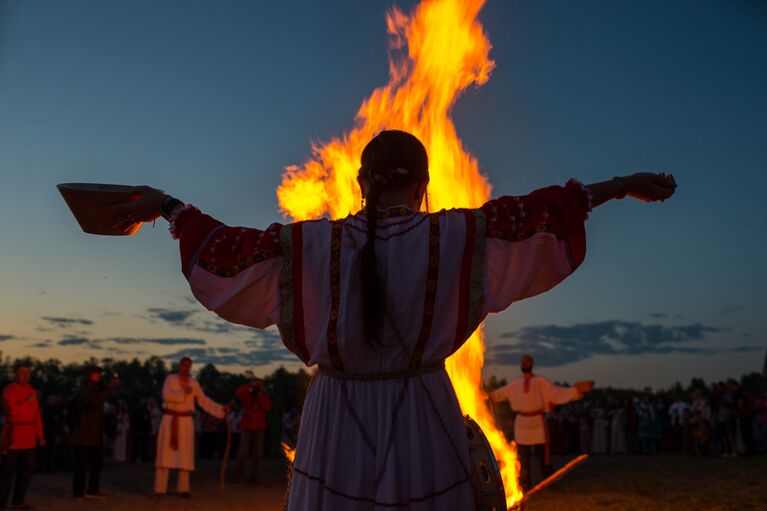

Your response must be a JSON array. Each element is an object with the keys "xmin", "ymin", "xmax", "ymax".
[{"xmin": 278, "ymin": 0, "xmax": 523, "ymax": 507}]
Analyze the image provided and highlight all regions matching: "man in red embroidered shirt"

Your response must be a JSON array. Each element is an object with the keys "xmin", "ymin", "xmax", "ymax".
[
  {"xmin": 1, "ymin": 363, "xmax": 44, "ymax": 510},
  {"xmin": 232, "ymin": 379, "xmax": 273, "ymax": 484},
  {"xmin": 490, "ymin": 355, "xmax": 593, "ymax": 490}
]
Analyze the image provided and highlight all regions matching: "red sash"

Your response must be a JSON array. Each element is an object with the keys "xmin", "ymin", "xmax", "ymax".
[{"xmin": 164, "ymin": 410, "xmax": 193, "ymax": 451}]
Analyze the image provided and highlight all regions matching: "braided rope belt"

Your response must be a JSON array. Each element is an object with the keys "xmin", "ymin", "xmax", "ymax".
[{"xmin": 317, "ymin": 362, "xmax": 445, "ymax": 381}]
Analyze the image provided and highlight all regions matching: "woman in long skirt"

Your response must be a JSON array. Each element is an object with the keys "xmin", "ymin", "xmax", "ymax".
[{"xmin": 109, "ymin": 130, "xmax": 676, "ymax": 510}]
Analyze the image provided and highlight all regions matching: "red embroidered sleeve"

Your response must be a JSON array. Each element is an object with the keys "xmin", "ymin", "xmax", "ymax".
[
  {"xmin": 174, "ymin": 208, "xmax": 284, "ymax": 277},
  {"xmin": 481, "ymin": 180, "xmax": 592, "ymax": 269}
]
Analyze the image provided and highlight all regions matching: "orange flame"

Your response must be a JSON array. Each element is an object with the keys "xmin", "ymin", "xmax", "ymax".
[
  {"xmin": 277, "ymin": 0, "xmax": 522, "ymax": 506},
  {"xmin": 281, "ymin": 441, "xmax": 296, "ymax": 463}
]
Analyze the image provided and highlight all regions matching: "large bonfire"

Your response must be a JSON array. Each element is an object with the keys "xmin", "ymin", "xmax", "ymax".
[{"xmin": 277, "ymin": 0, "xmax": 523, "ymax": 506}]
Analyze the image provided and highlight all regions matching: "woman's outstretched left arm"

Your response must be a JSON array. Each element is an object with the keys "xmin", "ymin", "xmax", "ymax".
[
  {"xmin": 481, "ymin": 172, "xmax": 677, "ymax": 316},
  {"xmin": 587, "ymin": 172, "xmax": 676, "ymax": 208}
]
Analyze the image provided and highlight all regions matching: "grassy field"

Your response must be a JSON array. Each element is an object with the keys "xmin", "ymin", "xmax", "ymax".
[{"xmin": 22, "ymin": 453, "xmax": 767, "ymax": 510}]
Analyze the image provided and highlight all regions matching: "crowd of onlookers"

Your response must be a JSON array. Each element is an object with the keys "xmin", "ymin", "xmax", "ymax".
[
  {"xmin": 536, "ymin": 379, "xmax": 767, "ymax": 457},
  {"xmin": 2, "ymin": 355, "xmax": 764, "ymax": 509},
  {"xmin": 0, "ymin": 357, "xmax": 312, "ymax": 508},
  {"xmin": 15, "ymin": 389, "xmax": 302, "ymax": 474}
]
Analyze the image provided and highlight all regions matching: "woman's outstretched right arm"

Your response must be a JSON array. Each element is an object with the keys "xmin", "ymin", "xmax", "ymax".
[{"xmin": 104, "ymin": 187, "xmax": 283, "ymax": 329}]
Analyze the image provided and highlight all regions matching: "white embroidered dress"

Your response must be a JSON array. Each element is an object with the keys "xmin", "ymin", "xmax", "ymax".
[
  {"xmin": 155, "ymin": 374, "xmax": 225, "ymax": 471},
  {"xmin": 171, "ymin": 182, "xmax": 591, "ymax": 510}
]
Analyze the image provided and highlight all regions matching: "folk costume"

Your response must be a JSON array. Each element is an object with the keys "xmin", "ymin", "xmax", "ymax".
[
  {"xmin": 0, "ymin": 381, "xmax": 43, "ymax": 509},
  {"xmin": 167, "ymin": 180, "xmax": 591, "ymax": 510},
  {"xmin": 154, "ymin": 374, "xmax": 225, "ymax": 495},
  {"xmin": 490, "ymin": 374, "xmax": 581, "ymax": 490}
]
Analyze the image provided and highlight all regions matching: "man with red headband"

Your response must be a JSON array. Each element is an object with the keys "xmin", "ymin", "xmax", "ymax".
[
  {"xmin": 1, "ymin": 363, "xmax": 44, "ymax": 510},
  {"xmin": 154, "ymin": 357, "xmax": 227, "ymax": 498},
  {"xmin": 490, "ymin": 354, "xmax": 592, "ymax": 490}
]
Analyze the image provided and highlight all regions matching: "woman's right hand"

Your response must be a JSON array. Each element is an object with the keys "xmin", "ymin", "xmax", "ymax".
[{"xmin": 103, "ymin": 186, "xmax": 167, "ymax": 231}]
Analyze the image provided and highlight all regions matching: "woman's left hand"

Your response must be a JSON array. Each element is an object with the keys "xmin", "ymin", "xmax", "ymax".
[
  {"xmin": 103, "ymin": 185, "xmax": 167, "ymax": 231},
  {"xmin": 624, "ymin": 172, "xmax": 677, "ymax": 203}
]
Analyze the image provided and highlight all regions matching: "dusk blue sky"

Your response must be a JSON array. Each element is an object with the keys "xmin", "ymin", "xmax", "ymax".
[{"xmin": 1, "ymin": 0, "xmax": 765, "ymax": 389}]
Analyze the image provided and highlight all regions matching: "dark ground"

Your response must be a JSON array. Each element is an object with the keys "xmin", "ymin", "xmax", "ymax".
[{"xmin": 22, "ymin": 454, "xmax": 767, "ymax": 510}]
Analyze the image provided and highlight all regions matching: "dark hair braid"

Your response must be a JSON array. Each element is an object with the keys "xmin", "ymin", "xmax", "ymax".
[
  {"xmin": 360, "ymin": 184, "xmax": 383, "ymax": 343},
  {"xmin": 357, "ymin": 130, "xmax": 429, "ymax": 345}
]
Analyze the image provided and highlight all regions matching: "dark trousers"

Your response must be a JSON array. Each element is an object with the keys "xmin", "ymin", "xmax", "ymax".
[
  {"xmin": 0, "ymin": 448, "xmax": 36, "ymax": 507},
  {"xmin": 72, "ymin": 444, "xmax": 102, "ymax": 497},
  {"xmin": 131, "ymin": 433, "xmax": 150, "ymax": 462},
  {"xmin": 232, "ymin": 429, "xmax": 265, "ymax": 481},
  {"xmin": 671, "ymin": 424, "xmax": 684, "ymax": 452},
  {"xmin": 517, "ymin": 444, "xmax": 552, "ymax": 491}
]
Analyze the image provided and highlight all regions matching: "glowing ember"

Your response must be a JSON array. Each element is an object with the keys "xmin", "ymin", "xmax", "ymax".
[{"xmin": 277, "ymin": 0, "xmax": 523, "ymax": 506}]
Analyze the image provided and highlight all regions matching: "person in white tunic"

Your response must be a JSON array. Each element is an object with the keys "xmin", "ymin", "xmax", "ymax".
[
  {"xmin": 590, "ymin": 399, "xmax": 609, "ymax": 454},
  {"xmin": 112, "ymin": 400, "xmax": 130, "ymax": 462},
  {"xmin": 154, "ymin": 357, "xmax": 227, "ymax": 498},
  {"xmin": 490, "ymin": 355, "xmax": 592, "ymax": 490},
  {"xmin": 109, "ymin": 130, "xmax": 676, "ymax": 510}
]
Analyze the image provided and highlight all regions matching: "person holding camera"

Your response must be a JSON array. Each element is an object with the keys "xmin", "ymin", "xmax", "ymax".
[
  {"xmin": 70, "ymin": 365, "xmax": 119, "ymax": 501},
  {"xmin": 232, "ymin": 379, "xmax": 273, "ymax": 484}
]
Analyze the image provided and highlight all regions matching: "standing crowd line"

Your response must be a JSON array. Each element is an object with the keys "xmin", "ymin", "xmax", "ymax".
[
  {"xmin": 0, "ymin": 359, "xmax": 295, "ymax": 509},
  {"xmin": 527, "ymin": 380, "xmax": 767, "ymax": 458}
]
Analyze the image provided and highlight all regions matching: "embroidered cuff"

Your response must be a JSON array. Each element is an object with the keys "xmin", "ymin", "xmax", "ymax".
[
  {"xmin": 567, "ymin": 179, "xmax": 593, "ymax": 214},
  {"xmin": 168, "ymin": 203, "xmax": 199, "ymax": 240}
]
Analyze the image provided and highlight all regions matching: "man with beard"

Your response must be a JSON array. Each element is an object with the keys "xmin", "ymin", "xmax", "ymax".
[{"xmin": 490, "ymin": 355, "xmax": 593, "ymax": 490}]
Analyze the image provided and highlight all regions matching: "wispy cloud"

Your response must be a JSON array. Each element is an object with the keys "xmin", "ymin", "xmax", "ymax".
[
  {"xmin": 162, "ymin": 345, "xmax": 294, "ymax": 367},
  {"xmin": 57, "ymin": 337, "xmax": 101, "ymax": 349},
  {"xmin": 648, "ymin": 313, "xmax": 667, "ymax": 319},
  {"xmin": 146, "ymin": 308, "xmax": 198, "ymax": 326},
  {"xmin": 492, "ymin": 320, "xmax": 722, "ymax": 367},
  {"xmin": 143, "ymin": 306, "xmax": 252, "ymax": 335},
  {"xmin": 191, "ymin": 320, "xmax": 253, "ymax": 335},
  {"xmin": 54, "ymin": 336, "xmax": 206, "ymax": 349},
  {"xmin": 42, "ymin": 317, "xmax": 94, "ymax": 327},
  {"xmin": 107, "ymin": 337, "xmax": 206, "ymax": 346},
  {"xmin": 725, "ymin": 345, "xmax": 762, "ymax": 354}
]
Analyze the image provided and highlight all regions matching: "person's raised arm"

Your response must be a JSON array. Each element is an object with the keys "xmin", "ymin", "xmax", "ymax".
[
  {"xmin": 162, "ymin": 376, "xmax": 187, "ymax": 404},
  {"xmin": 104, "ymin": 186, "xmax": 284, "ymax": 329},
  {"xmin": 235, "ymin": 383, "xmax": 254, "ymax": 403},
  {"xmin": 539, "ymin": 377, "xmax": 588, "ymax": 407},
  {"xmin": 587, "ymin": 172, "xmax": 676, "ymax": 208},
  {"xmin": 481, "ymin": 172, "xmax": 676, "ymax": 317}
]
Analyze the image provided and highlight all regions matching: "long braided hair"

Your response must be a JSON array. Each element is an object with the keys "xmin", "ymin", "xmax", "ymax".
[{"xmin": 357, "ymin": 130, "xmax": 429, "ymax": 345}]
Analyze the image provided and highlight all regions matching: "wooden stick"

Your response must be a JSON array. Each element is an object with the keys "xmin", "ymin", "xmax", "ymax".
[
  {"xmin": 219, "ymin": 412, "xmax": 233, "ymax": 493},
  {"xmin": 512, "ymin": 454, "xmax": 589, "ymax": 508}
]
